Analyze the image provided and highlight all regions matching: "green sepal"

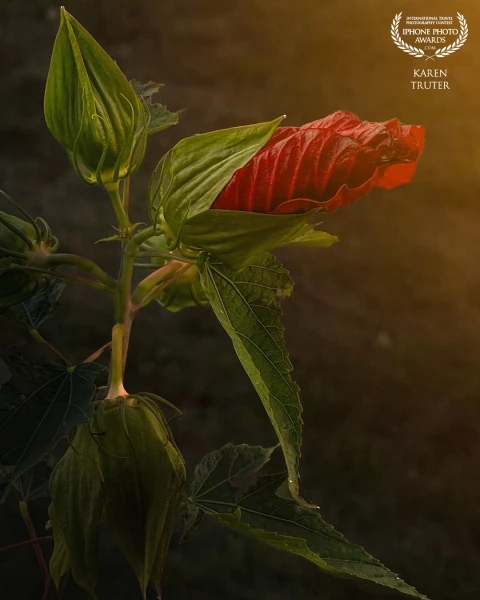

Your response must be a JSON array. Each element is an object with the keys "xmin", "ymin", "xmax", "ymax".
[
  {"xmin": 48, "ymin": 425, "xmax": 104, "ymax": 596},
  {"xmin": 141, "ymin": 235, "xmax": 208, "ymax": 311},
  {"xmin": 93, "ymin": 399, "xmax": 185, "ymax": 597},
  {"xmin": 130, "ymin": 80, "xmax": 181, "ymax": 135},
  {"xmin": 44, "ymin": 8, "xmax": 147, "ymax": 185},
  {"xmin": 0, "ymin": 211, "xmax": 49, "ymax": 307},
  {"xmin": 149, "ymin": 117, "xmax": 284, "ymax": 245}
]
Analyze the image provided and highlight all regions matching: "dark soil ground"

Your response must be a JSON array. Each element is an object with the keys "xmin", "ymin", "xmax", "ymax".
[{"xmin": 1, "ymin": 1, "xmax": 480, "ymax": 599}]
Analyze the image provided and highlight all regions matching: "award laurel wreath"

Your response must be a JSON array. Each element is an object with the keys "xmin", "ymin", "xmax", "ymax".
[{"xmin": 391, "ymin": 12, "xmax": 468, "ymax": 60}]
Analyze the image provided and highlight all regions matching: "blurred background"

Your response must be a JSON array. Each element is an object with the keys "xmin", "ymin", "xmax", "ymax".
[{"xmin": 1, "ymin": 0, "xmax": 480, "ymax": 598}]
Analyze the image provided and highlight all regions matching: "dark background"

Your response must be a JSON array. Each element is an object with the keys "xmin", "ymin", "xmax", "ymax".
[{"xmin": 1, "ymin": 0, "xmax": 480, "ymax": 599}]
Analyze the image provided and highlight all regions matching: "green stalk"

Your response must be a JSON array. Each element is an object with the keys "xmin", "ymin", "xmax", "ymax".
[
  {"xmin": 18, "ymin": 500, "xmax": 49, "ymax": 585},
  {"xmin": 43, "ymin": 254, "xmax": 117, "ymax": 290},
  {"xmin": 106, "ymin": 181, "xmax": 130, "ymax": 231},
  {"xmin": 131, "ymin": 261, "xmax": 183, "ymax": 307},
  {"xmin": 29, "ymin": 329, "xmax": 71, "ymax": 365},
  {"xmin": 5, "ymin": 263, "xmax": 109, "ymax": 291}
]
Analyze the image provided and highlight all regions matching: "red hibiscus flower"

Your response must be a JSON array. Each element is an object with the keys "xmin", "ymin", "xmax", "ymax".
[{"xmin": 211, "ymin": 111, "xmax": 425, "ymax": 215}]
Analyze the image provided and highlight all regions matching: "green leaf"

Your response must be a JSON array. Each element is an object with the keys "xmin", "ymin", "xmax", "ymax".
[
  {"xmin": 49, "ymin": 424, "xmax": 104, "ymax": 596},
  {"xmin": 180, "ymin": 503, "xmax": 202, "ymax": 543},
  {"xmin": 0, "ymin": 456, "xmax": 55, "ymax": 502},
  {"xmin": 199, "ymin": 254, "xmax": 304, "ymax": 502},
  {"xmin": 182, "ymin": 210, "xmax": 313, "ymax": 271},
  {"xmin": 149, "ymin": 117, "xmax": 284, "ymax": 243},
  {"xmin": 1, "ymin": 280, "xmax": 65, "ymax": 329},
  {"xmin": 130, "ymin": 80, "xmax": 180, "ymax": 135},
  {"xmin": 49, "ymin": 503, "xmax": 71, "ymax": 590},
  {"xmin": 283, "ymin": 225, "xmax": 339, "ymax": 248},
  {"xmin": 189, "ymin": 444, "xmax": 428, "ymax": 599},
  {"xmin": 0, "ymin": 360, "xmax": 105, "ymax": 500}
]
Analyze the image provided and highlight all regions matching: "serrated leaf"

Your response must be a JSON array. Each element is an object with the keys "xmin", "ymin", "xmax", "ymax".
[
  {"xmin": 149, "ymin": 117, "xmax": 284, "ymax": 244},
  {"xmin": 1, "ymin": 456, "xmax": 55, "ymax": 502},
  {"xmin": 130, "ymin": 79, "xmax": 180, "ymax": 135},
  {"xmin": 49, "ymin": 424, "xmax": 104, "ymax": 595},
  {"xmin": 180, "ymin": 503, "xmax": 202, "ymax": 543},
  {"xmin": 199, "ymin": 254, "xmax": 304, "ymax": 503},
  {"xmin": 189, "ymin": 444, "xmax": 427, "ymax": 599},
  {"xmin": 0, "ymin": 360, "xmax": 105, "ymax": 499},
  {"xmin": 1, "ymin": 280, "xmax": 66, "ymax": 329}
]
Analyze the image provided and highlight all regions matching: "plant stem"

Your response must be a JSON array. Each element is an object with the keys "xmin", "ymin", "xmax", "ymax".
[
  {"xmin": 138, "ymin": 263, "xmax": 191, "ymax": 308},
  {"xmin": 105, "ymin": 180, "xmax": 136, "ymax": 399},
  {"xmin": 29, "ymin": 329, "xmax": 71, "ymax": 365},
  {"xmin": 5, "ymin": 264, "xmax": 109, "ymax": 290},
  {"xmin": 83, "ymin": 341, "xmax": 111, "ymax": 363},
  {"xmin": 131, "ymin": 261, "xmax": 185, "ymax": 307},
  {"xmin": 137, "ymin": 251, "xmax": 197, "ymax": 263},
  {"xmin": 122, "ymin": 176, "xmax": 131, "ymax": 213},
  {"xmin": 44, "ymin": 254, "xmax": 116, "ymax": 290},
  {"xmin": 106, "ymin": 323, "xmax": 127, "ymax": 400},
  {"xmin": 106, "ymin": 182, "xmax": 130, "ymax": 231},
  {"xmin": 131, "ymin": 225, "xmax": 157, "ymax": 246},
  {"xmin": 0, "ymin": 536, "xmax": 53, "ymax": 554},
  {"xmin": 18, "ymin": 500, "xmax": 49, "ymax": 585}
]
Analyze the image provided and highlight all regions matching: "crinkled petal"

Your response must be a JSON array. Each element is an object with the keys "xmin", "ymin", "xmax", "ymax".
[{"xmin": 212, "ymin": 111, "xmax": 425, "ymax": 215}]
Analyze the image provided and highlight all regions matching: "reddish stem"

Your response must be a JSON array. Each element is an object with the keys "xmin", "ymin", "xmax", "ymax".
[
  {"xmin": 83, "ymin": 340, "xmax": 112, "ymax": 363},
  {"xmin": 0, "ymin": 535, "xmax": 53, "ymax": 554},
  {"xmin": 18, "ymin": 500, "xmax": 50, "ymax": 585},
  {"xmin": 29, "ymin": 329, "xmax": 71, "ymax": 366}
]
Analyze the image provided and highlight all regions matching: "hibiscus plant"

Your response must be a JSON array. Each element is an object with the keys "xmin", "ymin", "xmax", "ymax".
[{"xmin": 0, "ymin": 8, "xmax": 426, "ymax": 600}]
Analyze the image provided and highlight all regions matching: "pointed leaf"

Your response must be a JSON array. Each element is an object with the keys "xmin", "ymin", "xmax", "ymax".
[
  {"xmin": 283, "ymin": 225, "xmax": 339, "ymax": 248},
  {"xmin": 49, "ymin": 424, "xmax": 104, "ymax": 595},
  {"xmin": 149, "ymin": 117, "xmax": 284, "ymax": 243},
  {"xmin": 130, "ymin": 79, "xmax": 180, "ymax": 135},
  {"xmin": 2, "ymin": 280, "xmax": 66, "ymax": 329},
  {"xmin": 0, "ymin": 360, "xmax": 106, "ymax": 498},
  {"xmin": 189, "ymin": 444, "xmax": 427, "ymax": 599},
  {"xmin": 182, "ymin": 210, "xmax": 312, "ymax": 271},
  {"xmin": 180, "ymin": 504, "xmax": 203, "ymax": 543},
  {"xmin": 49, "ymin": 503, "xmax": 71, "ymax": 590},
  {"xmin": 199, "ymin": 254, "xmax": 304, "ymax": 502}
]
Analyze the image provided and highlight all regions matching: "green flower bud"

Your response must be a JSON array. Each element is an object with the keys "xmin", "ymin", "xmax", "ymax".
[
  {"xmin": 49, "ymin": 397, "xmax": 185, "ymax": 597},
  {"xmin": 44, "ymin": 8, "xmax": 147, "ymax": 186},
  {"xmin": 0, "ymin": 211, "xmax": 56, "ymax": 307},
  {"xmin": 158, "ymin": 264, "xmax": 208, "ymax": 312},
  {"xmin": 142, "ymin": 235, "xmax": 208, "ymax": 312}
]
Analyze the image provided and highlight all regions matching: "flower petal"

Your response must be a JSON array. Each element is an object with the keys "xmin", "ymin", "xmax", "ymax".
[{"xmin": 211, "ymin": 111, "xmax": 425, "ymax": 215}]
